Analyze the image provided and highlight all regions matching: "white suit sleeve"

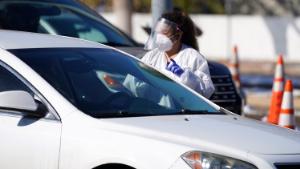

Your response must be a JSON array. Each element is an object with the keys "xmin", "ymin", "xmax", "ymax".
[
  {"xmin": 178, "ymin": 52, "xmax": 215, "ymax": 99},
  {"xmin": 140, "ymin": 50, "xmax": 156, "ymax": 65}
]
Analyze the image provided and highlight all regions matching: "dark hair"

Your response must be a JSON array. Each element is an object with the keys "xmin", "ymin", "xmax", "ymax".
[{"xmin": 161, "ymin": 12, "xmax": 199, "ymax": 51}]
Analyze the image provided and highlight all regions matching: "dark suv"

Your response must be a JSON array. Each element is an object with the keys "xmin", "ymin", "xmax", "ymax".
[{"xmin": 0, "ymin": 0, "xmax": 243, "ymax": 114}]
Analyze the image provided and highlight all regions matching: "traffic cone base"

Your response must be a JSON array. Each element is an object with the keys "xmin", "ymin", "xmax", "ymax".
[{"xmin": 278, "ymin": 113, "xmax": 295, "ymax": 129}]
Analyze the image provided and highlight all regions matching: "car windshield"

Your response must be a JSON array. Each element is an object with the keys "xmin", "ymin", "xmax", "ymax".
[
  {"xmin": 11, "ymin": 48, "xmax": 222, "ymax": 118},
  {"xmin": 0, "ymin": 1, "xmax": 135, "ymax": 47}
]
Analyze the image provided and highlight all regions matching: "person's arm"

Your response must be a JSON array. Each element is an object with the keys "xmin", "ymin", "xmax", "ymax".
[
  {"xmin": 179, "ymin": 59, "xmax": 215, "ymax": 98},
  {"xmin": 166, "ymin": 51, "xmax": 215, "ymax": 98},
  {"xmin": 122, "ymin": 50, "xmax": 157, "ymax": 97}
]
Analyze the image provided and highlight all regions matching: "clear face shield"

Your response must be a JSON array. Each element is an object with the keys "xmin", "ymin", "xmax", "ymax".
[{"xmin": 144, "ymin": 18, "xmax": 181, "ymax": 51}]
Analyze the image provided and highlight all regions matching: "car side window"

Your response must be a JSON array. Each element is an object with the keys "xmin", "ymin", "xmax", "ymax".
[
  {"xmin": 0, "ymin": 2, "xmax": 134, "ymax": 46},
  {"xmin": 0, "ymin": 64, "xmax": 33, "ymax": 95}
]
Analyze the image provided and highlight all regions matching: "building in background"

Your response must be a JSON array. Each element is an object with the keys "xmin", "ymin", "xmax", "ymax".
[
  {"xmin": 79, "ymin": 0, "xmax": 300, "ymax": 62},
  {"xmin": 80, "ymin": 0, "xmax": 300, "ymax": 16}
]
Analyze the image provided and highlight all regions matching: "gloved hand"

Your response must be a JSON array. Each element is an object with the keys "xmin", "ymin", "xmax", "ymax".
[{"xmin": 166, "ymin": 59, "xmax": 184, "ymax": 77}]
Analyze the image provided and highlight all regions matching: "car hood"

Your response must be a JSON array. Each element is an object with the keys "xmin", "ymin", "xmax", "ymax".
[{"xmin": 104, "ymin": 115, "xmax": 300, "ymax": 155}]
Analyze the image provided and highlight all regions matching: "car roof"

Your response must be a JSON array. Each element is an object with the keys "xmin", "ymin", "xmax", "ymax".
[{"xmin": 0, "ymin": 30, "xmax": 108, "ymax": 50}]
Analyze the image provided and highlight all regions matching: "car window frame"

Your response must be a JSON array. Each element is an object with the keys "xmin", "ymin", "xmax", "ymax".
[
  {"xmin": 0, "ymin": 60, "xmax": 61, "ymax": 121},
  {"xmin": 10, "ymin": 47, "xmax": 222, "ymax": 117}
]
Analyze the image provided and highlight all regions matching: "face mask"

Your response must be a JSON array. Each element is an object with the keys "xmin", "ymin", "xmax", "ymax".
[{"xmin": 155, "ymin": 34, "xmax": 173, "ymax": 52}]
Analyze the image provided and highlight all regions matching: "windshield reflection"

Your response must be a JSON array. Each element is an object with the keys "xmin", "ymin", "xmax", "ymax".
[{"xmin": 12, "ymin": 48, "xmax": 221, "ymax": 118}]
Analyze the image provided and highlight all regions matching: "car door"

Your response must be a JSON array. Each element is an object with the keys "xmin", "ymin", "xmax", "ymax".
[{"xmin": 0, "ymin": 62, "xmax": 61, "ymax": 169}]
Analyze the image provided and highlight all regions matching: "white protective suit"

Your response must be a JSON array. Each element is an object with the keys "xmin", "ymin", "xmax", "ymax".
[{"xmin": 141, "ymin": 44, "xmax": 215, "ymax": 98}]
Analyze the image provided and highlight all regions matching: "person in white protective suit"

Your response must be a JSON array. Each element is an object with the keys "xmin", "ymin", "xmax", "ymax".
[
  {"xmin": 123, "ymin": 12, "xmax": 214, "ymax": 110},
  {"xmin": 142, "ymin": 11, "xmax": 215, "ymax": 98}
]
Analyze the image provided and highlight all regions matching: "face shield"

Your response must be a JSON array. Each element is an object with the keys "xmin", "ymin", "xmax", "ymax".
[{"xmin": 144, "ymin": 18, "xmax": 180, "ymax": 50}]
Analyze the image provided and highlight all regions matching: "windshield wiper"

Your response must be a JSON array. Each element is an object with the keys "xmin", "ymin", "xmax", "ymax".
[
  {"xmin": 175, "ymin": 109, "xmax": 223, "ymax": 115},
  {"xmin": 90, "ymin": 109, "xmax": 223, "ymax": 118},
  {"xmin": 90, "ymin": 110, "xmax": 156, "ymax": 118}
]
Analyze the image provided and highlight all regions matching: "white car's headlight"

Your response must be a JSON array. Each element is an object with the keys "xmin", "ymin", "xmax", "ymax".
[{"xmin": 181, "ymin": 151, "xmax": 257, "ymax": 169}]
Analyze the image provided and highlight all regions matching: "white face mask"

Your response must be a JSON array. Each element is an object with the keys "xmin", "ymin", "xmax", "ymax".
[{"xmin": 155, "ymin": 34, "xmax": 173, "ymax": 52}]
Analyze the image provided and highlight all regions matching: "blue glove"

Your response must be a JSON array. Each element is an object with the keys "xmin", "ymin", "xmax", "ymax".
[{"xmin": 166, "ymin": 59, "xmax": 184, "ymax": 77}]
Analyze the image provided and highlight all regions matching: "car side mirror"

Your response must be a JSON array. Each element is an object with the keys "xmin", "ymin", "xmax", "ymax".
[{"xmin": 0, "ymin": 90, "xmax": 46, "ymax": 117}]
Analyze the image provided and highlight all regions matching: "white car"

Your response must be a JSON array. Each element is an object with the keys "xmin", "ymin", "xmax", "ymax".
[{"xmin": 0, "ymin": 30, "xmax": 299, "ymax": 169}]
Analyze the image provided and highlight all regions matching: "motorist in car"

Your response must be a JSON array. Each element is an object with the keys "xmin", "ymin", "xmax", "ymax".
[{"xmin": 142, "ymin": 11, "xmax": 214, "ymax": 99}]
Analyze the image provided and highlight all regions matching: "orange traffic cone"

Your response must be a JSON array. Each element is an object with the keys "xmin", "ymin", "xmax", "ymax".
[
  {"xmin": 278, "ymin": 80, "xmax": 295, "ymax": 129},
  {"xmin": 267, "ymin": 54, "xmax": 285, "ymax": 124},
  {"xmin": 229, "ymin": 45, "xmax": 241, "ymax": 89}
]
